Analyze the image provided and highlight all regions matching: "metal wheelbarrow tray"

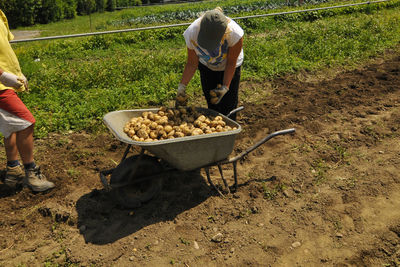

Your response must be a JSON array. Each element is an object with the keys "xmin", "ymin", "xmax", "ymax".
[
  {"xmin": 103, "ymin": 107, "xmax": 242, "ymax": 171},
  {"xmin": 100, "ymin": 107, "xmax": 295, "ymax": 208}
]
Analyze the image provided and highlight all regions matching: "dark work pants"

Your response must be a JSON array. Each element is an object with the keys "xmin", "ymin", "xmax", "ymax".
[{"xmin": 198, "ymin": 62, "xmax": 241, "ymax": 120}]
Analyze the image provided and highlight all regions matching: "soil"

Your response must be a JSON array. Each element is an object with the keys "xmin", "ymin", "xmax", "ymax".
[{"xmin": 1, "ymin": 48, "xmax": 400, "ymax": 266}]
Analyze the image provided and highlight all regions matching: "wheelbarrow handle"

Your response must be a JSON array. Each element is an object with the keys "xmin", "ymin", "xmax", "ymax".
[
  {"xmin": 229, "ymin": 128, "xmax": 296, "ymax": 163},
  {"xmin": 226, "ymin": 106, "xmax": 244, "ymax": 119}
]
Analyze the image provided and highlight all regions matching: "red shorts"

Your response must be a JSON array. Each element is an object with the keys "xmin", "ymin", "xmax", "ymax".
[{"xmin": 0, "ymin": 89, "xmax": 35, "ymax": 138}]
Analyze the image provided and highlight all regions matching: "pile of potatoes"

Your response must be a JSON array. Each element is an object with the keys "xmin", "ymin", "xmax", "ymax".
[{"xmin": 123, "ymin": 106, "xmax": 237, "ymax": 142}]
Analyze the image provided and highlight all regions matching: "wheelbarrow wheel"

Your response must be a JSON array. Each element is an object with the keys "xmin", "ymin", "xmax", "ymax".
[{"xmin": 110, "ymin": 155, "xmax": 164, "ymax": 209}]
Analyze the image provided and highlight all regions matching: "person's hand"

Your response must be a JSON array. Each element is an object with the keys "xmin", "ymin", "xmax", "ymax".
[
  {"xmin": 210, "ymin": 85, "xmax": 229, "ymax": 104},
  {"xmin": 18, "ymin": 74, "xmax": 29, "ymax": 91},
  {"xmin": 177, "ymin": 83, "xmax": 186, "ymax": 97},
  {"xmin": 0, "ymin": 71, "xmax": 23, "ymax": 89},
  {"xmin": 175, "ymin": 83, "xmax": 188, "ymax": 107}
]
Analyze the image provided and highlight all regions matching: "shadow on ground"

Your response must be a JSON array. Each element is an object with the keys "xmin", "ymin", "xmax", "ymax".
[{"xmin": 75, "ymin": 169, "xmax": 213, "ymax": 244}]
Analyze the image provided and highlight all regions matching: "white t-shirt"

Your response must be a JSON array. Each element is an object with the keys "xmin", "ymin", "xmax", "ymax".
[{"xmin": 183, "ymin": 16, "xmax": 244, "ymax": 71}]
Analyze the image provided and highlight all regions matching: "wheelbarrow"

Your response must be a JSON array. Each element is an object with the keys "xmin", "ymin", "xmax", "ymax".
[{"xmin": 100, "ymin": 107, "xmax": 295, "ymax": 208}]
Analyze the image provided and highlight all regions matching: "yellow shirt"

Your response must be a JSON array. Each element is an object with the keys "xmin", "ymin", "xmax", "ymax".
[{"xmin": 0, "ymin": 10, "xmax": 25, "ymax": 92}]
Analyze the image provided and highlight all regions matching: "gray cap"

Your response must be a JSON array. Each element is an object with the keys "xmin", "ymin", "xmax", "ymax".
[{"xmin": 197, "ymin": 10, "xmax": 228, "ymax": 51}]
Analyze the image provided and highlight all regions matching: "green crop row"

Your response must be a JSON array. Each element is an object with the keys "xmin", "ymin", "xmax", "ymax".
[{"xmin": 108, "ymin": 0, "xmax": 334, "ymax": 27}]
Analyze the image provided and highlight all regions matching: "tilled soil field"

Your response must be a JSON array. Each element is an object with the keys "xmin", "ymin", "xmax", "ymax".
[{"xmin": 0, "ymin": 48, "xmax": 400, "ymax": 266}]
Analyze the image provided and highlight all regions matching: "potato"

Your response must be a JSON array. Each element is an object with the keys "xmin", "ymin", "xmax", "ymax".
[
  {"xmin": 205, "ymin": 129, "xmax": 213, "ymax": 134},
  {"xmin": 164, "ymin": 125, "xmax": 173, "ymax": 133},
  {"xmin": 128, "ymin": 129, "xmax": 136, "ymax": 137},
  {"xmin": 197, "ymin": 115, "xmax": 206, "ymax": 122},
  {"xmin": 210, "ymin": 90, "xmax": 217, "ymax": 97},
  {"xmin": 149, "ymin": 121, "xmax": 158, "ymax": 130},
  {"xmin": 201, "ymin": 125, "xmax": 209, "ymax": 132},
  {"xmin": 187, "ymin": 116, "xmax": 195, "ymax": 123},
  {"xmin": 133, "ymin": 124, "xmax": 142, "ymax": 132},
  {"xmin": 160, "ymin": 117, "xmax": 169, "ymax": 125},
  {"xmin": 192, "ymin": 128, "xmax": 203, "ymax": 136},
  {"xmin": 156, "ymin": 125, "xmax": 164, "ymax": 132},
  {"xmin": 183, "ymin": 126, "xmax": 192, "ymax": 135},
  {"xmin": 178, "ymin": 108, "xmax": 186, "ymax": 114},
  {"xmin": 148, "ymin": 113, "xmax": 155, "ymax": 121},
  {"xmin": 175, "ymin": 131, "xmax": 185, "ymax": 138},
  {"xmin": 210, "ymin": 120, "xmax": 219, "ymax": 128},
  {"xmin": 142, "ymin": 118, "xmax": 151, "ymax": 126},
  {"xmin": 181, "ymin": 114, "xmax": 188, "ymax": 122},
  {"xmin": 172, "ymin": 118, "xmax": 180, "ymax": 125},
  {"xmin": 218, "ymin": 120, "xmax": 226, "ymax": 127},
  {"xmin": 210, "ymin": 97, "xmax": 218, "ymax": 104},
  {"xmin": 194, "ymin": 120, "xmax": 202, "ymax": 128},
  {"xmin": 167, "ymin": 109, "xmax": 174, "ymax": 117},
  {"xmin": 159, "ymin": 130, "xmax": 167, "ymax": 139},
  {"xmin": 137, "ymin": 129, "xmax": 149, "ymax": 139},
  {"xmin": 149, "ymin": 131, "xmax": 158, "ymax": 139},
  {"xmin": 167, "ymin": 130, "xmax": 175, "ymax": 137}
]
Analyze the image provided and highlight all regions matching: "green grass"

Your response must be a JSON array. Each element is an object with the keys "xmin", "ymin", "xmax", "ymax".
[{"xmin": 8, "ymin": 0, "xmax": 400, "ymax": 137}]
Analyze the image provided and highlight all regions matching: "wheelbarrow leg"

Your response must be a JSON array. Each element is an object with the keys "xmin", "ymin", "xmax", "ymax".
[
  {"xmin": 233, "ymin": 161, "xmax": 238, "ymax": 192},
  {"xmin": 204, "ymin": 167, "xmax": 224, "ymax": 197},
  {"xmin": 217, "ymin": 165, "xmax": 230, "ymax": 194},
  {"xmin": 121, "ymin": 144, "xmax": 132, "ymax": 163}
]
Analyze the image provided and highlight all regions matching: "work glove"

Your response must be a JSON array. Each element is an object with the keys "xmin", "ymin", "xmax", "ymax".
[
  {"xmin": 18, "ymin": 74, "xmax": 29, "ymax": 91},
  {"xmin": 210, "ymin": 84, "xmax": 229, "ymax": 105},
  {"xmin": 0, "ymin": 71, "xmax": 23, "ymax": 89},
  {"xmin": 175, "ymin": 83, "xmax": 188, "ymax": 107}
]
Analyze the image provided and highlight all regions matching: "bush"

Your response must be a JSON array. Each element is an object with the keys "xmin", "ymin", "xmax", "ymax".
[
  {"xmin": 14, "ymin": 0, "xmax": 41, "ymax": 26},
  {"xmin": 77, "ymin": 0, "xmax": 95, "ymax": 15},
  {"xmin": 95, "ymin": 0, "xmax": 107, "ymax": 12},
  {"xmin": 106, "ymin": 0, "xmax": 116, "ymax": 11},
  {"xmin": 63, "ymin": 0, "xmax": 78, "ymax": 19},
  {"xmin": 37, "ymin": 0, "xmax": 63, "ymax": 24},
  {"xmin": 0, "ymin": 0, "xmax": 77, "ymax": 28},
  {"xmin": 116, "ymin": 0, "xmax": 142, "ymax": 7},
  {"xmin": 0, "ymin": 0, "xmax": 18, "ymax": 26}
]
